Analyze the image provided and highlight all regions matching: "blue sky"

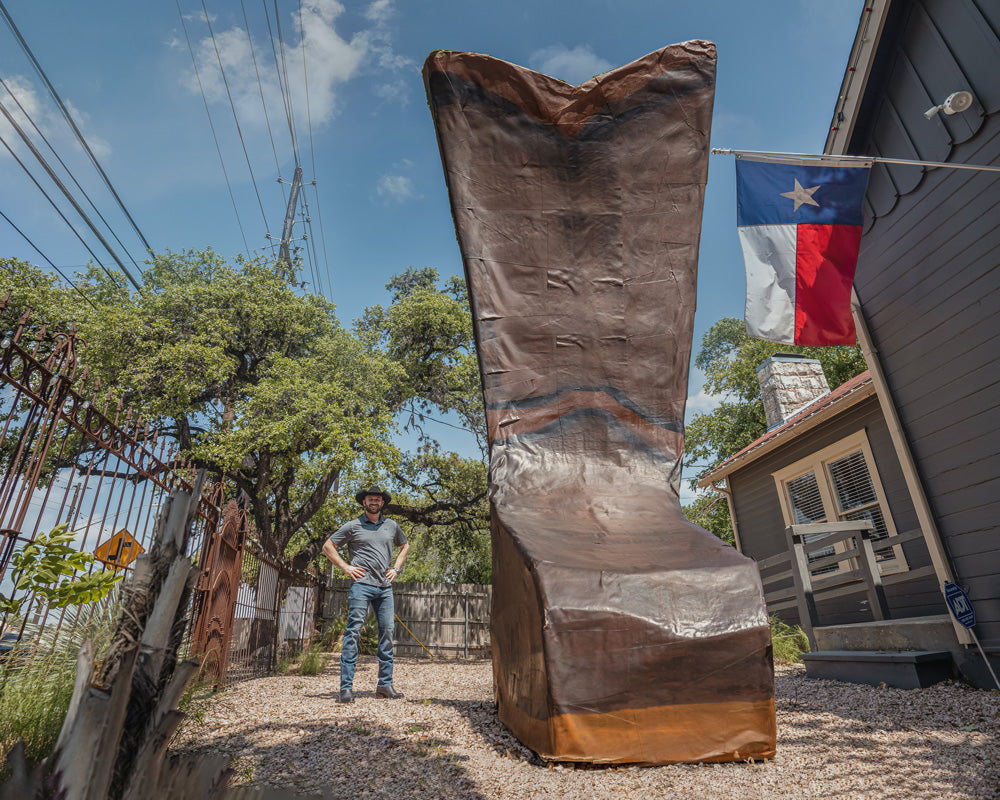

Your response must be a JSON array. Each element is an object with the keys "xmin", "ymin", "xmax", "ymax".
[{"xmin": 0, "ymin": 0, "xmax": 864, "ymax": 494}]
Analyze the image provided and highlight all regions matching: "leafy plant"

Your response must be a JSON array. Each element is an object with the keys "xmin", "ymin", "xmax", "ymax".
[
  {"xmin": 275, "ymin": 652, "xmax": 295, "ymax": 675},
  {"xmin": 0, "ymin": 648, "xmax": 77, "ymax": 778},
  {"xmin": 0, "ymin": 596, "xmax": 119, "ymax": 779},
  {"xmin": 770, "ymin": 615, "xmax": 810, "ymax": 663},
  {"xmin": 0, "ymin": 523, "xmax": 122, "ymax": 617},
  {"xmin": 297, "ymin": 647, "xmax": 326, "ymax": 676}
]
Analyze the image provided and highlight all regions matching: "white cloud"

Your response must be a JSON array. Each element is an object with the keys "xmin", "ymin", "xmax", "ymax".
[
  {"xmin": 184, "ymin": 0, "xmax": 371, "ymax": 130},
  {"xmin": 0, "ymin": 74, "xmax": 111, "ymax": 162},
  {"xmin": 685, "ymin": 387, "xmax": 721, "ymax": 419},
  {"xmin": 364, "ymin": 0, "xmax": 393, "ymax": 24},
  {"xmin": 528, "ymin": 44, "xmax": 614, "ymax": 85},
  {"xmin": 376, "ymin": 172, "xmax": 414, "ymax": 201}
]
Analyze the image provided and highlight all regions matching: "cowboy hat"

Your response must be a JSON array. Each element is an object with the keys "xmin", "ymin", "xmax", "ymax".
[{"xmin": 355, "ymin": 485, "xmax": 391, "ymax": 505}]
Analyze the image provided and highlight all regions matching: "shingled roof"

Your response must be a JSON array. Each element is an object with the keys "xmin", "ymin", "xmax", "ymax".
[{"xmin": 697, "ymin": 370, "xmax": 874, "ymax": 486}]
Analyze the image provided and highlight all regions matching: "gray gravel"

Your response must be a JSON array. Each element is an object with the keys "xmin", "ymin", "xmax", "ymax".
[{"xmin": 170, "ymin": 656, "xmax": 1000, "ymax": 799}]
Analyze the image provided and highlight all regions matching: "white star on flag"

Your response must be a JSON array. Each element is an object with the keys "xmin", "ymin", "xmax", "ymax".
[{"xmin": 780, "ymin": 179, "xmax": 821, "ymax": 211}]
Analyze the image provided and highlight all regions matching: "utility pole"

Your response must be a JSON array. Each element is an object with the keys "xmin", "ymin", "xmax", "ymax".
[{"xmin": 278, "ymin": 165, "xmax": 303, "ymax": 267}]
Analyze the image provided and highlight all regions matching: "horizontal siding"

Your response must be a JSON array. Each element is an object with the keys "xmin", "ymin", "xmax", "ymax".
[{"xmin": 849, "ymin": 0, "xmax": 1000, "ymax": 644}]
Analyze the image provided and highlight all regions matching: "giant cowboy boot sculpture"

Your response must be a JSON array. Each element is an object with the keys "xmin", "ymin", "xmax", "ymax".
[{"xmin": 424, "ymin": 42, "xmax": 776, "ymax": 764}]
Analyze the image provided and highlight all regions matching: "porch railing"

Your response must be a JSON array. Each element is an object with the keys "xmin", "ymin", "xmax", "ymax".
[{"xmin": 757, "ymin": 521, "xmax": 937, "ymax": 647}]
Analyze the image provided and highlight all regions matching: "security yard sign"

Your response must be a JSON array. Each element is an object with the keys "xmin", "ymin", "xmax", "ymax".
[
  {"xmin": 944, "ymin": 581, "xmax": 976, "ymax": 629},
  {"xmin": 94, "ymin": 528, "xmax": 145, "ymax": 570}
]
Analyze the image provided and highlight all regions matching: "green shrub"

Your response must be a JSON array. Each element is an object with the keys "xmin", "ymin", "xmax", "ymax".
[
  {"xmin": 275, "ymin": 651, "xmax": 295, "ymax": 675},
  {"xmin": 0, "ymin": 647, "xmax": 77, "ymax": 777},
  {"xmin": 770, "ymin": 615, "xmax": 810, "ymax": 663},
  {"xmin": 297, "ymin": 648, "xmax": 327, "ymax": 676},
  {"xmin": 0, "ymin": 598, "xmax": 119, "ymax": 777}
]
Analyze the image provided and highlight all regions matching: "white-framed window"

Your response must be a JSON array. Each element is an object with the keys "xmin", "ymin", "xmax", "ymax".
[{"xmin": 772, "ymin": 430, "xmax": 908, "ymax": 577}]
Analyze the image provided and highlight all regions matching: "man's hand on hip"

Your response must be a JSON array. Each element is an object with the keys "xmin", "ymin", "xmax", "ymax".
[{"xmin": 345, "ymin": 564, "xmax": 366, "ymax": 580}]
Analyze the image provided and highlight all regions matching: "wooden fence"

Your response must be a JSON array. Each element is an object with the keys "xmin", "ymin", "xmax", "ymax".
[{"xmin": 324, "ymin": 579, "xmax": 491, "ymax": 659}]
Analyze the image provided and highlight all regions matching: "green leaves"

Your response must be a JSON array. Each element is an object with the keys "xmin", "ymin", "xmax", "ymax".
[
  {"xmin": 4, "ymin": 250, "xmax": 492, "ymax": 574},
  {"xmin": 0, "ymin": 523, "xmax": 122, "ymax": 617}
]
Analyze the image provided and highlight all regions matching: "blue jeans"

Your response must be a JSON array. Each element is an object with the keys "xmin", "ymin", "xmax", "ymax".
[{"xmin": 340, "ymin": 581, "xmax": 395, "ymax": 691}]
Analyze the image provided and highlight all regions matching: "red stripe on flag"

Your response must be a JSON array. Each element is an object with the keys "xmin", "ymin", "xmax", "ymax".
[{"xmin": 794, "ymin": 224, "xmax": 862, "ymax": 346}]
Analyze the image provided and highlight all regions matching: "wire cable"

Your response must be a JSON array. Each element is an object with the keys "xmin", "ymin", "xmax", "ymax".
[
  {"xmin": 295, "ymin": 195, "xmax": 319, "ymax": 293},
  {"xmin": 176, "ymin": 0, "xmax": 251, "ymax": 259},
  {"xmin": 0, "ymin": 0, "xmax": 152, "ymax": 253},
  {"xmin": 296, "ymin": 0, "xmax": 331, "ymax": 299},
  {"xmin": 0, "ymin": 102, "xmax": 140, "ymax": 289},
  {"xmin": 299, "ymin": 194, "xmax": 322, "ymax": 295},
  {"xmin": 200, "ymin": 0, "xmax": 271, "ymax": 237},
  {"xmin": 0, "ymin": 77, "xmax": 143, "ymax": 274},
  {"xmin": 0, "ymin": 208, "xmax": 97, "ymax": 309},
  {"xmin": 0, "ymin": 133, "xmax": 125, "ymax": 289},
  {"xmin": 240, "ymin": 0, "xmax": 286, "ymax": 208},
  {"xmin": 271, "ymin": 0, "xmax": 300, "ymax": 165}
]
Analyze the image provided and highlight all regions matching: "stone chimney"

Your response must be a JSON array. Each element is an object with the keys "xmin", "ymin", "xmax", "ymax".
[{"xmin": 757, "ymin": 354, "xmax": 830, "ymax": 430}]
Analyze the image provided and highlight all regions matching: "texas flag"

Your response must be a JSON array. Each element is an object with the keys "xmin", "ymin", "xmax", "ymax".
[{"xmin": 736, "ymin": 156, "xmax": 871, "ymax": 346}]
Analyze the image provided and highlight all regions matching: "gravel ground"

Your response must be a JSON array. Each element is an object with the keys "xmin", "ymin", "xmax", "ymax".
[{"xmin": 170, "ymin": 656, "xmax": 1000, "ymax": 800}]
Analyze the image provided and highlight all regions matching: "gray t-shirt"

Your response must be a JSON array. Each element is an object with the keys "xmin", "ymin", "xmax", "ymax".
[{"xmin": 329, "ymin": 515, "xmax": 407, "ymax": 587}]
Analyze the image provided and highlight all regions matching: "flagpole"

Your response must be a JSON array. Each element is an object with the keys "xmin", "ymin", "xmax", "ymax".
[{"xmin": 712, "ymin": 148, "xmax": 1000, "ymax": 174}]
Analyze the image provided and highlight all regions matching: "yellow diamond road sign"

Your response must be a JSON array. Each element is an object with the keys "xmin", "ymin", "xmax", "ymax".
[{"xmin": 94, "ymin": 528, "xmax": 144, "ymax": 569}]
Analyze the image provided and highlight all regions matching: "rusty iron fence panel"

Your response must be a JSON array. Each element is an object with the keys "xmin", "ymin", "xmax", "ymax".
[
  {"xmin": 325, "ymin": 578, "xmax": 491, "ymax": 659},
  {"xmin": 224, "ymin": 538, "xmax": 324, "ymax": 683},
  {"xmin": 0, "ymin": 299, "xmax": 220, "ymax": 661},
  {"xmin": 0, "ymin": 297, "xmax": 326, "ymax": 689},
  {"xmin": 188, "ymin": 497, "xmax": 247, "ymax": 686}
]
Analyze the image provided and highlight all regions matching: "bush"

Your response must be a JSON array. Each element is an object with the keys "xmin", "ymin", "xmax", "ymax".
[
  {"xmin": 0, "ymin": 599, "xmax": 119, "ymax": 777},
  {"xmin": 770, "ymin": 615, "xmax": 810, "ymax": 663},
  {"xmin": 297, "ymin": 648, "xmax": 327, "ymax": 676},
  {"xmin": 0, "ymin": 648, "xmax": 77, "ymax": 777}
]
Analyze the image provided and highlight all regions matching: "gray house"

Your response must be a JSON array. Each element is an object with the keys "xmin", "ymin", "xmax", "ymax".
[
  {"xmin": 700, "ymin": 356, "xmax": 956, "ymax": 684},
  {"xmin": 703, "ymin": 0, "xmax": 1000, "ymax": 688}
]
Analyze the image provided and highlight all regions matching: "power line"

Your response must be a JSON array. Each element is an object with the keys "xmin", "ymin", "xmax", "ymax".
[
  {"xmin": 406, "ymin": 404, "xmax": 476, "ymax": 434},
  {"xmin": 200, "ymin": 0, "xmax": 272, "ymax": 236},
  {"xmin": 0, "ymin": 97, "xmax": 140, "ymax": 290},
  {"xmin": 297, "ymin": 0, "xmax": 331, "ymax": 299},
  {"xmin": 0, "ymin": 208, "xmax": 97, "ymax": 309},
  {"xmin": 176, "ymin": 0, "xmax": 251, "ymax": 260},
  {"xmin": 0, "ymin": 76, "xmax": 144, "ymax": 274},
  {"xmin": 270, "ymin": 0, "xmax": 300, "ymax": 165},
  {"xmin": 0, "ymin": 133, "xmax": 126, "ymax": 290},
  {"xmin": 299, "ymin": 193, "xmax": 322, "ymax": 294},
  {"xmin": 0, "ymin": 0, "xmax": 152, "ymax": 253},
  {"xmin": 240, "ymin": 0, "xmax": 286, "ymax": 211}
]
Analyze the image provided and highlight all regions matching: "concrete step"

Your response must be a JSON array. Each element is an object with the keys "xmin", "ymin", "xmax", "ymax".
[
  {"xmin": 801, "ymin": 649, "xmax": 954, "ymax": 689},
  {"xmin": 813, "ymin": 614, "xmax": 957, "ymax": 652}
]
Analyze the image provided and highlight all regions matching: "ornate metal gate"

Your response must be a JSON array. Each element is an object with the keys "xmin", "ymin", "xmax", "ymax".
[{"xmin": 189, "ymin": 496, "xmax": 248, "ymax": 687}]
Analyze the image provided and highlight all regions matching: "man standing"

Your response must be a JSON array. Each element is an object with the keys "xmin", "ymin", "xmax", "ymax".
[{"xmin": 323, "ymin": 485, "xmax": 409, "ymax": 703}]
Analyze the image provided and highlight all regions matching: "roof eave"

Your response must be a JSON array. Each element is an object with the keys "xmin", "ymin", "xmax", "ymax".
[
  {"xmin": 824, "ymin": 0, "xmax": 894, "ymax": 156},
  {"xmin": 697, "ymin": 379, "xmax": 876, "ymax": 487}
]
